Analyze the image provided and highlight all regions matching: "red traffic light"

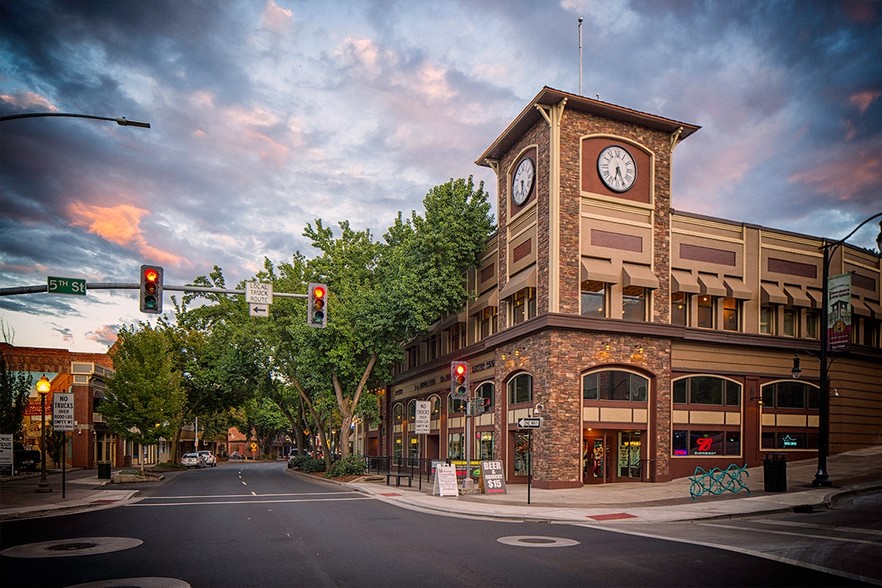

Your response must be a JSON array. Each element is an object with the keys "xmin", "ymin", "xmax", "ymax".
[
  {"xmin": 144, "ymin": 268, "xmax": 159, "ymax": 283},
  {"xmin": 313, "ymin": 285, "xmax": 325, "ymax": 299}
]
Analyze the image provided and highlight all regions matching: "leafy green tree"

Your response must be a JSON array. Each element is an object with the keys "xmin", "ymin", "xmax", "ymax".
[
  {"xmin": 0, "ymin": 352, "xmax": 32, "ymax": 438},
  {"xmin": 102, "ymin": 324, "xmax": 187, "ymax": 473},
  {"xmin": 239, "ymin": 396, "xmax": 289, "ymax": 457}
]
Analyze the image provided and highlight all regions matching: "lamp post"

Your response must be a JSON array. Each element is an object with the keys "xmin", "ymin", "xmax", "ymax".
[
  {"xmin": 35, "ymin": 375, "xmax": 52, "ymax": 493},
  {"xmin": 813, "ymin": 214, "xmax": 882, "ymax": 488}
]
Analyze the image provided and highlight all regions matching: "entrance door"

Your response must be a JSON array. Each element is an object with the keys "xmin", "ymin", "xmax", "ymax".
[
  {"xmin": 583, "ymin": 434, "xmax": 608, "ymax": 484},
  {"xmin": 617, "ymin": 431, "xmax": 642, "ymax": 479}
]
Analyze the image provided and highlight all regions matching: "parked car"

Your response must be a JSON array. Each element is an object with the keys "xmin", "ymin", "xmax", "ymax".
[
  {"xmin": 197, "ymin": 450, "xmax": 217, "ymax": 467},
  {"xmin": 13, "ymin": 442, "xmax": 40, "ymax": 473},
  {"xmin": 181, "ymin": 452, "xmax": 206, "ymax": 469}
]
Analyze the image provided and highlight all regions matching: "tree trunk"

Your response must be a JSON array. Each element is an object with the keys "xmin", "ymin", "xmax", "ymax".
[{"xmin": 331, "ymin": 354, "xmax": 376, "ymax": 459}]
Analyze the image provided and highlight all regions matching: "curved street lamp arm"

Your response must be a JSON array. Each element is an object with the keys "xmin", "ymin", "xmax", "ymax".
[
  {"xmin": 0, "ymin": 112, "xmax": 150, "ymax": 128},
  {"xmin": 825, "ymin": 211, "xmax": 882, "ymax": 255}
]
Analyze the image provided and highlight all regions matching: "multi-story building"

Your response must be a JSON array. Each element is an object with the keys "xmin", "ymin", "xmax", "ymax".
[{"xmin": 374, "ymin": 87, "xmax": 882, "ymax": 488}]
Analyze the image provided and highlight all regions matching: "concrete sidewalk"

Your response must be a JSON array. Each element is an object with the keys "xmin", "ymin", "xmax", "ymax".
[{"xmin": 1, "ymin": 447, "xmax": 880, "ymax": 523}]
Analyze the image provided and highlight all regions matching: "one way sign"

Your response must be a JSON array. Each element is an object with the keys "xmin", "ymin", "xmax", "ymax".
[{"xmin": 517, "ymin": 417, "xmax": 542, "ymax": 429}]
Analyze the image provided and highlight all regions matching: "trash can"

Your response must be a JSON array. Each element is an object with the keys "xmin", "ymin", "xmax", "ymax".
[
  {"xmin": 97, "ymin": 462, "xmax": 111, "ymax": 479},
  {"xmin": 763, "ymin": 453, "xmax": 787, "ymax": 492},
  {"xmin": 123, "ymin": 455, "xmax": 132, "ymax": 467}
]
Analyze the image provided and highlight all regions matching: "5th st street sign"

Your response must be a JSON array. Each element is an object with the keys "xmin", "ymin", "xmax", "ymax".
[
  {"xmin": 517, "ymin": 417, "xmax": 542, "ymax": 429},
  {"xmin": 48, "ymin": 276, "xmax": 86, "ymax": 296}
]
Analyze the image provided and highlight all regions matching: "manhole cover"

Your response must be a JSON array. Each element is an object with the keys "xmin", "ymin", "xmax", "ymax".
[
  {"xmin": 66, "ymin": 578, "xmax": 190, "ymax": 588},
  {"xmin": 1, "ymin": 537, "xmax": 142, "ymax": 558},
  {"xmin": 497, "ymin": 535, "xmax": 581, "ymax": 548}
]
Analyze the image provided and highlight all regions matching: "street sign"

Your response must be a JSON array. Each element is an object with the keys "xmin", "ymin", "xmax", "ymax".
[
  {"xmin": 52, "ymin": 393, "xmax": 75, "ymax": 431},
  {"xmin": 245, "ymin": 281, "xmax": 273, "ymax": 305},
  {"xmin": 249, "ymin": 304, "xmax": 269, "ymax": 318},
  {"xmin": 48, "ymin": 276, "xmax": 86, "ymax": 296},
  {"xmin": 414, "ymin": 400, "xmax": 430, "ymax": 435},
  {"xmin": 517, "ymin": 417, "xmax": 543, "ymax": 429}
]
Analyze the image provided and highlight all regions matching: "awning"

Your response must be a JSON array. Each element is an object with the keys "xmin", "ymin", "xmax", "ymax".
[
  {"xmin": 761, "ymin": 282, "xmax": 788, "ymax": 305},
  {"xmin": 724, "ymin": 277, "xmax": 751, "ymax": 300},
  {"xmin": 851, "ymin": 298, "xmax": 870, "ymax": 317},
  {"xmin": 865, "ymin": 299, "xmax": 882, "ymax": 318},
  {"xmin": 671, "ymin": 269, "xmax": 700, "ymax": 294},
  {"xmin": 498, "ymin": 267, "xmax": 537, "ymax": 299},
  {"xmin": 623, "ymin": 264, "xmax": 659, "ymax": 289},
  {"xmin": 581, "ymin": 258, "xmax": 619, "ymax": 284},
  {"xmin": 698, "ymin": 273, "xmax": 727, "ymax": 297},
  {"xmin": 806, "ymin": 289, "xmax": 823, "ymax": 308},
  {"xmin": 469, "ymin": 290, "xmax": 499, "ymax": 315},
  {"xmin": 784, "ymin": 286, "xmax": 811, "ymax": 307}
]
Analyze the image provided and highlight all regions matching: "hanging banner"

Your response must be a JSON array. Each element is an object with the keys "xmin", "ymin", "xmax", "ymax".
[{"xmin": 827, "ymin": 273, "xmax": 852, "ymax": 351}]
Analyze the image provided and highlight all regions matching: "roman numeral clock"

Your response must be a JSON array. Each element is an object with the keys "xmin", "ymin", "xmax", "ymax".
[{"xmin": 597, "ymin": 145, "xmax": 637, "ymax": 193}]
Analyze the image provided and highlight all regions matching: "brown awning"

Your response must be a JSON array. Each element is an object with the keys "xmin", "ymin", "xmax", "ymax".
[
  {"xmin": 581, "ymin": 258, "xmax": 619, "ymax": 284},
  {"xmin": 784, "ymin": 286, "xmax": 811, "ymax": 307},
  {"xmin": 852, "ymin": 298, "xmax": 870, "ymax": 317},
  {"xmin": 671, "ymin": 269, "xmax": 700, "ymax": 294},
  {"xmin": 623, "ymin": 264, "xmax": 659, "ymax": 289},
  {"xmin": 806, "ymin": 289, "xmax": 823, "ymax": 308},
  {"xmin": 469, "ymin": 290, "xmax": 499, "ymax": 315},
  {"xmin": 498, "ymin": 267, "xmax": 537, "ymax": 299},
  {"xmin": 698, "ymin": 273, "xmax": 727, "ymax": 297},
  {"xmin": 761, "ymin": 282, "xmax": 788, "ymax": 305},
  {"xmin": 724, "ymin": 277, "xmax": 751, "ymax": 300},
  {"xmin": 865, "ymin": 299, "xmax": 882, "ymax": 318}
]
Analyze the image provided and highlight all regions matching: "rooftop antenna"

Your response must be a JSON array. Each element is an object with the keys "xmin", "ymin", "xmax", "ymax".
[{"xmin": 578, "ymin": 17, "xmax": 584, "ymax": 95}]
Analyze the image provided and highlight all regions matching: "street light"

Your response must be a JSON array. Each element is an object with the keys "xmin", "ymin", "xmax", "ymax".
[
  {"xmin": 813, "ymin": 213, "xmax": 882, "ymax": 487},
  {"xmin": 0, "ymin": 112, "xmax": 150, "ymax": 128},
  {"xmin": 35, "ymin": 375, "xmax": 52, "ymax": 494}
]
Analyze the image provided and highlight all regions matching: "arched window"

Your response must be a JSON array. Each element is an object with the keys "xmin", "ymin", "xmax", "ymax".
[
  {"xmin": 448, "ymin": 394, "xmax": 466, "ymax": 414},
  {"xmin": 475, "ymin": 382, "xmax": 495, "ymax": 412},
  {"xmin": 583, "ymin": 370, "xmax": 648, "ymax": 402},
  {"xmin": 429, "ymin": 395, "xmax": 441, "ymax": 419},
  {"xmin": 393, "ymin": 403, "xmax": 403, "ymax": 423},
  {"xmin": 672, "ymin": 375, "xmax": 741, "ymax": 406},
  {"xmin": 761, "ymin": 380, "xmax": 819, "ymax": 409},
  {"xmin": 507, "ymin": 373, "xmax": 532, "ymax": 405},
  {"xmin": 407, "ymin": 399, "xmax": 416, "ymax": 421}
]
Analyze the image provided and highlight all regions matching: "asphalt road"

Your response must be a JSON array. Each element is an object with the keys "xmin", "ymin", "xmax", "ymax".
[{"xmin": 0, "ymin": 462, "xmax": 870, "ymax": 587}]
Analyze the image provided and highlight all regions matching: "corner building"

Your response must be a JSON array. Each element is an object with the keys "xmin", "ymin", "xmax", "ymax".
[{"xmin": 378, "ymin": 87, "xmax": 882, "ymax": 488}]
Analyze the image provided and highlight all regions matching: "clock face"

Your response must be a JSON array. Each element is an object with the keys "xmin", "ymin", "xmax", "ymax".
[
  {"xmin": 512, "ymin": 157, "xmax": 535, "ymax": 206},
  {"xmin": 597, "ymin": 145, "xmax": 637, "ymax": 193}
]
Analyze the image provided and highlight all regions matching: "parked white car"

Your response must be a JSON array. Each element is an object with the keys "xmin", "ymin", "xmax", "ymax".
[
  {"xmin": 197, "ymin": 450, "xmax": 218, "ymax": 467},
  {"xmin": 181, "ymin": 452, "xmax": 205, "ymax": 469}
]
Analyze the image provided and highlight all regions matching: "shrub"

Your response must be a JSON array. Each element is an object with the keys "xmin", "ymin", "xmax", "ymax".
[
  {"xmin": 288, "ymin": 455, "xmax": 312, "ymax": 470},
  {"xmin": 325, "ymin": 454, "xmax": 365, "ymax": 478},
  {"xmin": 301, "ymin": 457, "xmax": 326, "ymax": 473}
]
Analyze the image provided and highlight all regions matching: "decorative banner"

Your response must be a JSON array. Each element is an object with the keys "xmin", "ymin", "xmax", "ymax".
[{"xmin": 827, "ymin": 273, "xmax": 852, "ymax": 352}]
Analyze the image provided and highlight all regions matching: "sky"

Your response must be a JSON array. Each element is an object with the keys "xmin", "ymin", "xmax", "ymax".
[{"xmin": 1, "ymin": 0, "xmax": 880, "ymax": 354}]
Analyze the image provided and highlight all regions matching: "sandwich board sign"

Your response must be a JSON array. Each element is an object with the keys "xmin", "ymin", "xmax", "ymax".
[{"xmin": 433, "ymin": 464, "xmax": 459, "ymax": 497}]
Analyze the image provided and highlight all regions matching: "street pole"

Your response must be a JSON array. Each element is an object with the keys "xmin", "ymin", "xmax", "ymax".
[
  {"xmin": 35, "ymin": 375, "xmax": 52, "ymax": 493},
  {"xmin": 813, "ymin": 213, "xmax": 882, "ymax": 488}
]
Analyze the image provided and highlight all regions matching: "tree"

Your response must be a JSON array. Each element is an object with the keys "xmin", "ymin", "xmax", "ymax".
[
  {"xmin": 102, "ymin": 324, "xmax": 187, "ymax": 473},
  {"xmin": 0, "ymin": 352, "xmax": 32, "ymax": 438}
]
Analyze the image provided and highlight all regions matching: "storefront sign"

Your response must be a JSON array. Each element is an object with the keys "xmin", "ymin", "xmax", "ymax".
[
  {"xmin": 480, "ymin": 460, "xmax": 507, "ymax": 494},
  {"xmin": 433, "ymin": 464, "xmax": 459, "ymax": 497}
]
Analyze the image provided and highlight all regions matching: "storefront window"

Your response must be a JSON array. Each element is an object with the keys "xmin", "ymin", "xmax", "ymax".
[
  {"xmin": 581, "ymin": 281, "xmax": 607, "ymax": 318},
  {"xmin": 479, "ymin": 432, "xmax": 494, "ymax": 460},
  {"xmin": 761, "ymin": 381, "xmax": 819, "ymax": 409},
  {"xmin": 583, "ymin": 370, "xmax": 648, "ymax": 402},
  {"xmin": 475, "ymin": 382, "xmax": 494, "ymax": 411},
  {"xmin": 448, "ymin": 395, "xmax": 466, "ymax": 413},
  {"xmin": 393, "ymin": 403, "xmax": 403, "ymax": 423},
  {"xmin": 671, "ymin": 292, "xmax": 688, "ymax": 326},
  {"xmin": 762, "ymin": 431, "xmax": 818, "ymax": 450},
  {"xmin": 673, "ymin": 376, "xmax": 741, "ymax": 406},
  {"xmin": 507, "ymin": 373, "xmax": 532, "ymax": 405},
  {"xmin": 618, "ymin": 431, "xmax": 641, "ymax": 478},
  {"xmin": 447, "ymin": 432, "xmax": 464, "ymax": 460},
  {"xmin": 514, "ymin": 432, "xmax": 531, "ymax": 476},
  {"xmin": 672, "ymin": 430, "xmax": 741, "ymax": 456}
]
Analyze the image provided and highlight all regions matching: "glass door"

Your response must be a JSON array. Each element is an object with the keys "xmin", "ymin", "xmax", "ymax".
[{"xmin": 617, "ymin": 431, "xmax": 642, "ymax": 479}]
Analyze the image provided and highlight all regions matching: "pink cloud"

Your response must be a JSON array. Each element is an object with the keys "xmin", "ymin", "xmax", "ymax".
[
  {"xmin": 849, "ymin": 90, "xmax": 881, "ymax": 114},
  {"xmin": 789, "ymin": 152, "xmax": 881, "ymax": 201},
  {"xmin": 0, "ymin": 91, "xmax": 57, "ymax": 111},
  {"xmin": 67, "ymin": 202, "xmax": 184, "ymax": 265},
  {"xmin": 86, "ymin": 325, "xmax": 118, "ymax": 347}
]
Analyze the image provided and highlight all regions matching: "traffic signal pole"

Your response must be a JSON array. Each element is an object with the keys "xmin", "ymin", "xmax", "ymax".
[{"xmin": 0, "ymin": 283, "xmax": 310, "ymax": 299}]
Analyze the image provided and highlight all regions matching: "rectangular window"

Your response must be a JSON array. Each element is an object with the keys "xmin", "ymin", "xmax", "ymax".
[
  {"xmin": 760, "ymin": 305, "xmax": 776, "ymax": 334},
  {"xmin": 479, "ymin": 432, "xmax": 494, "ymax": 460},
  {"xmin": 581, "ymin": 281, "xmax": 607, "ymax": 318},
  {"xmin": 722, "ymin": 298, "xmax": 739, "ymax": 332},
  {"xmin": 697, "ymin": 296, "xmax": 714, "ymax": 328},
  {"xmin": 622, "ymin": 286, "xmax": 648, "ymax": 321},
  {"xmin": 478, "ymin": 307, "xmax": 496, "ymax": 340},
  {"xmin": 407, "ymin": 346, "xmax": 419, "ymax": 369},
  {"xmin": 673, "ymin": 430, "xmax": 741, "ymax": 456},
  {"xmin": 783, "ymin": 307, "xmax": 798, "ymax": 337},
  {"xmin": 690, "ymin": 376, "xmax": 724, "ymax": 405},
  {"xmin": 863, "ymin": 318, "xmax": 880, "ymax": 347},
  {"xmin": 673, "ymin": 379, "xmax": 687, "ymax": 403},
  {"xmin": 805, "ymin": 310, "xmax": 820, "ymax": 339},
  {"xmin": 447, "ymin": 433, "xmax": 464, "ymax": 460},
  {"xmin": 671, "ymin": 292, "xmax": 688, "ymax": 326},
  {"xmin": 511, "ymin": 288, "xmax": 535, "ymax": 325}
]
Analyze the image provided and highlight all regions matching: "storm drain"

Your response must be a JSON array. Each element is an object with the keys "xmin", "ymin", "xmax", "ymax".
[
  {"xmin": 0, "ymin": 537, "xmax": 142, "ymax": 558},
  {"xmin": 497, "ymin": 535, "xmax": 580, "ymax": 548}
]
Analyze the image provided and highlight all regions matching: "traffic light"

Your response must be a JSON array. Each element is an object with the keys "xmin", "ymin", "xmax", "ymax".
[
  {"xmin": 450, "ymin": 360, "xmax": 469, "ymax": 400},
  {"xmin": 139, "ymin": 265, "xmax": 163, "ymax": 314},
  {"xmin": 307, "ymin": 283, "xmax": 328, "ymax": 328}
]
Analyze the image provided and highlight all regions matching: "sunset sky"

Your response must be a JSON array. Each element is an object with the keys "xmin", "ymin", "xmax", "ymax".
[{"xmin": 1, "ymin": 0, "xmax": 880, "ymax": 353}]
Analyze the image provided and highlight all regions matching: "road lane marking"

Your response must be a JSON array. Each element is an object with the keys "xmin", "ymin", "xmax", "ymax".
[{"xmin": 698, "ymin": 522, "xmax": 881, "ymax": 546}]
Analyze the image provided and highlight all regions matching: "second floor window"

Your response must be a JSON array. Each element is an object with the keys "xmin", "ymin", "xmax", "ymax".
[
  {"xmin": 583, "ymin": 370, "xmax": 648, "ymax": 402},
  {"xmin": 671, "ymin": 292, "xmax": 689, "ymax": 326},
  {"xmin": 508, "ymin": 373, "xmax": 533, "ymax": 405},
  {"xmin": 722, "ymin": 298, "xmax": 740, "ymax": 331},
  {"xmin": 761, "ymin": 305, "xmax": 777, "ymax": 334},
  {"xmin": 581, "ymin": 281, "xmax": 607, "ymax": 318},
  {"xmin": 697, "ymin": 296, "xmax": 714, "ymax": 328},
  {"xmin": 622, "ymin": 286, "xmax": 649, "ymax": 321},
  {"xmin": 511, "ymin": 288, "xmax": 536, "ymax": 325}
]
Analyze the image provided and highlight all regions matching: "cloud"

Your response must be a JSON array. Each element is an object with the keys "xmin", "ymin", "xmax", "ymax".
[
  {"xmin": 86, "ymin": 324, "xmax": 119, "ymax": 347},
  {"xmin": 67, "ymin": 202, "xmax": 184, "ymax": 266},
  {"xmin": 850, "ymin": 90, "xmax": 881, "ymax": 114}
]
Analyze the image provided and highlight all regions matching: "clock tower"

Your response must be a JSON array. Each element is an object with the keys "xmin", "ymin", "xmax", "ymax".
[{"xmin": 476, "ymin": 87, "xmax": 700, "ymax": 487}]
